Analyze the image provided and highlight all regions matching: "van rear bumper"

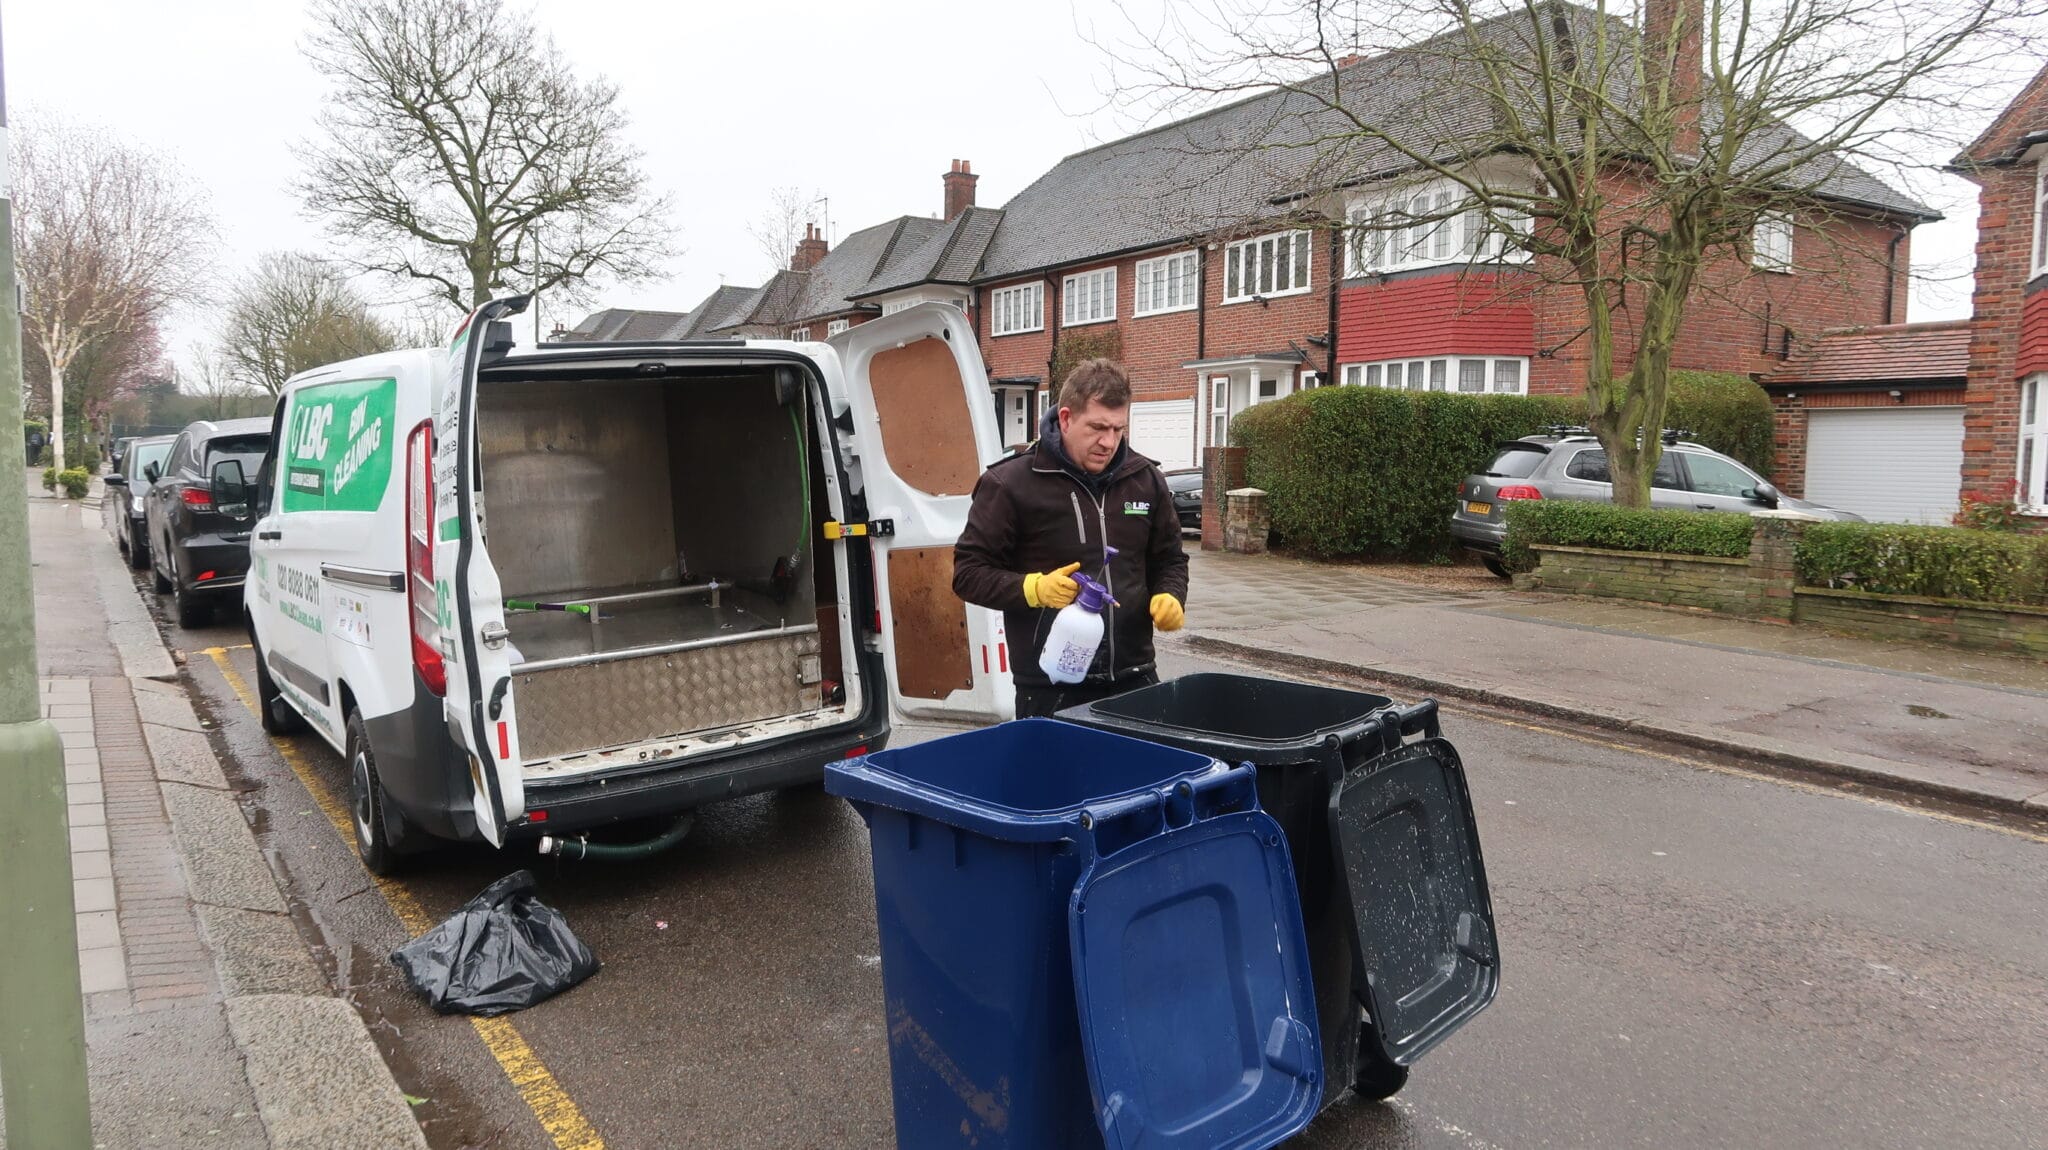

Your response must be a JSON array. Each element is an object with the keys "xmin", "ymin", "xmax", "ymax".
[{"xmin": 507, "ymin": 714, "xmax": 892, "ymax": 840}]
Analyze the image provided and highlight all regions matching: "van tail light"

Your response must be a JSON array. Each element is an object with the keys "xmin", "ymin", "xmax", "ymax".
[
  {"xmin": 181, "ymin": 487, "xmax": 213, "ymax": 509},
  {"xmin": 405, "ymin": 420, "xmax": 446, "ymax": 697},
  {"xmin": 1494, "ymin": 485, "xmax": 1544, "ymax": 501}
]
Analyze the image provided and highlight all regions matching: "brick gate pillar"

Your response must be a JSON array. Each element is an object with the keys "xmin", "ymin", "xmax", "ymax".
[{"xmin": 1201, "ymin": 447, "xmax": 1246, "ymax": 552}]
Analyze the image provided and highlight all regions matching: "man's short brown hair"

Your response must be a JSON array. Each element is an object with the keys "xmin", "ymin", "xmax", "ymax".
[{"xmin": 1059, "ymin": 358, "xmax": 1131, "ymax": 411}]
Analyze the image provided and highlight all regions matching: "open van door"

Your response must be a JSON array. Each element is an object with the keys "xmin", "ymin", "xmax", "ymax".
[
  {"xmin": 835, "ymin": 305, "xmax": 1013, "ymax": 723},
  {"xmin": 434, "ymin": 297, "xmax": 529, "ymax": 846}
]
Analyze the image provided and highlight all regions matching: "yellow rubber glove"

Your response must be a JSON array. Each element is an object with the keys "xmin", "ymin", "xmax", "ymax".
[
  {"xmin": 1023, "ymin": 562, "xmax": 1083, "ymax": 609},
  {"xmin": 1149, "ymin": 593, "xmax": 1185, "ymax": 632}
]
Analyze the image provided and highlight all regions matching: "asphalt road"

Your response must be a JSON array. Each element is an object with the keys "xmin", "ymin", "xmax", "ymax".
[{"xmin": 141, "ymin": 575, "xmax": 2048, "ymax": 1150}]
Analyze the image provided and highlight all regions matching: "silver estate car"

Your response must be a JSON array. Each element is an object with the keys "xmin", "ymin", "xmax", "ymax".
[{"xmin": 1451, "ymin": 430, "xmax": 1864, "ymax": 577}]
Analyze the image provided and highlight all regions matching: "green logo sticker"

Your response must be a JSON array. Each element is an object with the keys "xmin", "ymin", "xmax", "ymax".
[
  {"xmin": 1123, "ymin": 500, "xmax": 1151, "ymax": 515},
  {"xmin": 282, "ymin": 377, "xmax": 397, "ymax": 513}
]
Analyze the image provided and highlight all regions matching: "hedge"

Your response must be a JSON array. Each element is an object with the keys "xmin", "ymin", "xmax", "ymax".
[
  {"xmin": 1230, "ymin": 370, "xmax": 1775, "ymax": 559},
  {"xmin": 1796, "ymin": 522, "xmax": 2048, "ymax": 606},
  {"xmin": 1501, "ymin": 501, "xmax": 1756, "ymax": 571},
  {"xmin": 57, "ymin": 467, "xmax": 90, "ymax": 499}
]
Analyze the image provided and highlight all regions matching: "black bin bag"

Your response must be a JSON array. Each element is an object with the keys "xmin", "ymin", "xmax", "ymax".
[{"xmin": 390, "ymin": 870, "xmax": 599, "ymax": 1016}]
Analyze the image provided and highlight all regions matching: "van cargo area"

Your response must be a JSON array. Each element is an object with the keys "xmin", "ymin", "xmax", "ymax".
[{"xmin": 476, "ymin": 364, "xmax": 850, "ymax": 774}]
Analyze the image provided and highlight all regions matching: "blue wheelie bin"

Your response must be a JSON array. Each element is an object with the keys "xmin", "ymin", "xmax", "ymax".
[
  {"xmin": 828, "ymin": 718, "xmax": 1325, "ymax": 1150},
  {"xmin": 1061, "ymin": 674, "xmax": 1499, "ymax": 1108}
]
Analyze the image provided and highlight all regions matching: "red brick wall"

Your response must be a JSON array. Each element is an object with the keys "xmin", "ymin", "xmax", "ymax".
[
  {"xmin": 1337, "ymin": 271, "xmax": 1534, "ymax": 362},
  {"xmin": 975, "ymin": 234, "xmax": 1333, "ymax": 405},
  {"xmin": 1961, "ymin": 161, "xmax": 2033, "ymax": 504},
  {"xmin": 1526, "ymin": 173, "xmax": 1910, "ymax": 394}
]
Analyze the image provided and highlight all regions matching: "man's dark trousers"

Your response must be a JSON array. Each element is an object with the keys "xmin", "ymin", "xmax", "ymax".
[{"xmin": 1013, "ymin": 667, "xmax": 1160, "ymax": 719}]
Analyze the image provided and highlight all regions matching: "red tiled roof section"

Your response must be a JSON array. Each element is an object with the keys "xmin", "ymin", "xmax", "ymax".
[{"xmin": 1762, "ymin": 320, "xmax": 1972, "ymax": 386}]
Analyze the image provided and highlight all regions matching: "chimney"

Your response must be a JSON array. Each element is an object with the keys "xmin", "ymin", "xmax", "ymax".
[
  {"xmin": 1644, "ymin": 0, "xmax": 1703, "ymax": 158},
  {"xmin": 791, "ymin": 222, "xmax": 829, "ymax": 271},
  {"xmin": 942, "ymin": 159, "xmax": 978, "ymax": 222}
]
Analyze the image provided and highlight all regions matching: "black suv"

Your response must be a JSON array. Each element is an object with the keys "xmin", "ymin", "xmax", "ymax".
[{"xmin": 143, "ymin": 418, "xmax": 270, "ymax": 627}]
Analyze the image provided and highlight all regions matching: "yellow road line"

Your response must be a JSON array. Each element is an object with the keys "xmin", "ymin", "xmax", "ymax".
[
  {"xmin": 1462, "ymin": 707, "xmax": 2048, "ymax": 846},
  {"xmin": 204, "ymin": 648, "xmax": 606, "ymax": 1149}
]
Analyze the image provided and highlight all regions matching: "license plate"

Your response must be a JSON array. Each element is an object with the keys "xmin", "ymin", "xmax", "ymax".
[{"xmin": 1465, "ymin": 501, "xmax": 1493, "ymax": 516}]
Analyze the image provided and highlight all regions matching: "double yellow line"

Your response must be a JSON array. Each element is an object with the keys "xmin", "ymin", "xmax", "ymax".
[{"xmin": 204, "ymin": 648, "xmax": 605, "ymax": 1149}]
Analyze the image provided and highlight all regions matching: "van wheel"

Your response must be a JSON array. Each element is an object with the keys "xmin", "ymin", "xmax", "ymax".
[
  {"xmin": 250, "ymin": 640, "xmax": 305, "ymax": 736},
  {"xmin": 346, "ymin": 710, "xmax": 403, "ymax": 876}
]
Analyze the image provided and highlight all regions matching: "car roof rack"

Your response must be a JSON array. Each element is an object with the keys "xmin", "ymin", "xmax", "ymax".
[{"xmin": 1539, "ymin": 424, "xmax": 1700, "ymax": 447}]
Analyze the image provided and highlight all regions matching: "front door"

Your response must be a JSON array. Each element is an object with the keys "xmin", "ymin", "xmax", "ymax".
[{"xmin": 837, "ymin": 304, "xmax": 1011, "ymax": 723}]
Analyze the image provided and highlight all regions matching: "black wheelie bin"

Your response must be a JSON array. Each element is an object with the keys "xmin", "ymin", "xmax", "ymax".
[{"xmin": 1060, "ymin": 672, "xmax": 1499, "ymax": 1107}]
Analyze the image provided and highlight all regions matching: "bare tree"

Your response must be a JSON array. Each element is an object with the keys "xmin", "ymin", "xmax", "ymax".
[
  {"xmin": 297, "ymin": 0, "xmax": 674, "ymax": 313},
  {"xmin": 1102, "ymin": 0, "xmax": 2039, "ymax": 505},
  {"xmin": 747, "ymin": 186, "xmax": 824, "ymax": 276},
  {"xmin": 13, "ymin": 115, "xmax": 214, "ymax": 472},
  {"xmin": 218, "ymin": 252, "xmax": 398, "ymax": 394},
  {"xmin": 181, "ymin": 348, "xmax": 266, "ymax": 422}
]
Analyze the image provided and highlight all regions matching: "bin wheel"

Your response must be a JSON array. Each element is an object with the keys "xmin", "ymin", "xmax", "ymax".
[{"xmin": 1352, "ymin": 1036, "xmax": 1410, "ymax": 1102}]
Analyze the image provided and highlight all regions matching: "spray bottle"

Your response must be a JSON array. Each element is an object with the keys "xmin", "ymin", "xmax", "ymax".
[{"xmin": 1039, "ymin": 548, "xmax": 1117, "ymax": 686}]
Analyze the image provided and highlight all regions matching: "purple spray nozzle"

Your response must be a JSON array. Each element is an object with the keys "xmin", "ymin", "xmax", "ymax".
[{"xmin": 1072, "ymin": 573, "xmax": 1113, "ymax": 612}]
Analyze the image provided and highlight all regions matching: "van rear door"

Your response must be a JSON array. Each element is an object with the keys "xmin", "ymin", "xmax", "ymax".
[
  {"xmin": 435, "ymin": 298, "xmax": 529, "ymax": 846},
  {"xmin": 834, "ymin": 305, "xmax": 1012, "ymax": 723}
]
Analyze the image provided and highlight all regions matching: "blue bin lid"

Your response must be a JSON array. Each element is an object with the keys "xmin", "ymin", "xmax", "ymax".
[{"xmin": 1068, "ymin": 808, "xmax": 1322, "ymax": 1150}]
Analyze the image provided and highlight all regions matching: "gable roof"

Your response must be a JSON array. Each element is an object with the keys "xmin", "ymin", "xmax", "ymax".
[
  {"xmin": 673, "ymin": 284, "xmax": 762, "ymax": 337},
  {"xmin": 852, "ymin": 206, "xmax": 1006, "ymax": 298},
  {"xmin": 1957, "ymin": 62, "xmax": 2048, "ymax": 167},
  {"xmin": 1762, "ymin": 320, "xmax": 1971, "ymax": 387},
  {"xmin": 708, "ymin": 269, "xmax": 809, "ymax": 334},
  {"xmin": 558, "ymin": 308, "xmax": 695, "ymax": 342},
  {"xmin": 787, "ymin": 217, "xmax": 903, "ymax": 322},
  {"xmin": 978, "ymin": 4, "xmax": 1931, "ymax": 279}
]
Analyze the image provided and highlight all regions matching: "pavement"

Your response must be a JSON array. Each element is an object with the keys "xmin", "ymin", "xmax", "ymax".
[
  {"xmin": 16, "ymin": 472, "xmax": 427, "ymax": 1149},
  {"xmin": 1173, "ymin": 549, "xmax": 2048, "ymax": 818}
]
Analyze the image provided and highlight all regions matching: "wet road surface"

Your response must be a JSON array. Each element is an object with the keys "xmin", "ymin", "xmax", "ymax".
[{"xmin": 141, "ymin": 571, "xmax": 2048, "ymax": 1150}]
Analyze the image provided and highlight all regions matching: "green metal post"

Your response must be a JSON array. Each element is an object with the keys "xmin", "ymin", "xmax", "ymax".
[{"xmin": 0, "ymin": 3, "xmax": 96, "ymax": 1143}]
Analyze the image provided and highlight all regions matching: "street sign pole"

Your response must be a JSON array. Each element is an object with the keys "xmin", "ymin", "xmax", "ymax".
[{"xmin": 0, "ymin": 3, "xmax": 97, "ymax": 1144}]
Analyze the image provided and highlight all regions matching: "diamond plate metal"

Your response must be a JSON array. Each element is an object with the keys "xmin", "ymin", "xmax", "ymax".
[{"xmin": 515, "ymin": 632, "xmax": 823, "ymax": 762}]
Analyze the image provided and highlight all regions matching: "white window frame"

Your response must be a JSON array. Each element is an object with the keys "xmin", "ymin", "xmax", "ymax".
[
  {"xmin": 826, "ymin": 319, "xmax": 850, "ymax": 337},
  {"xmin": 2021, "ymin": 374, "xmax": 2047, "ymax": 512},
  {"xmin": 1347, "ymin": 179, "xmax": 1532, "ymax": 277},
  {"xmin": 1062, "ymin": 267, "xmax": 1117, "ymax": 326},
  {"xmin": 1342, "ymin": 356, "xmax": 1529, "ymax": 395},
  {"xmin": 1209, "ymin": 375, "xmax": 1230, "ymax": 447},
  {"xmin": 1133, "ymin": 251, "xmax": 1199, "ymax": 317},
  {"xmin": 1223, "ymin": 230, "xmax": 1313, "ymax": 304},
  {"xmin": 1753, "ymin": 212, "xmax": 1795, "ymax": 273},
  {"xmin": 988, "ymin": 282, "xmax": 1044, "ymax": 336},
  {"xmin": 880, "ymin": 296, "xmax": 920, "ymax": 315},
  {"xmin": 1298, "ymin": 370, "xmax": 1321, "ymax": 389},
  {"xmin": 789, "ymin": 326, "xmax": 811, "ymax": 341},
  {"xmin": 2033, "ymin": 164, "xmax": 2048, "ymax": 279}
]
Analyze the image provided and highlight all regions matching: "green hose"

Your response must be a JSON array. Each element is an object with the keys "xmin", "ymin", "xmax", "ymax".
[{"xmin": 538, "ymin": 813, "xmax": 695, "ymax": 861}]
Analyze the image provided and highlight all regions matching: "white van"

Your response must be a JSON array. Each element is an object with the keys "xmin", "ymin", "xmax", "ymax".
[{"xmin": 238, "ymin": 297, "xmax": 1014, "ymax": 870}]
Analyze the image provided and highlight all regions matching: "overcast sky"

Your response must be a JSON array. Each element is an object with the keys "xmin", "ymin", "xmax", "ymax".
[{"xmin": 4, "ymin": 1, "xmax": 2010, "ymax": 376}]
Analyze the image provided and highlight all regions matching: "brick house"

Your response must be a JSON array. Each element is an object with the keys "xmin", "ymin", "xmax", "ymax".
[{"xmin": 1952, "ymin": 62, "xmax": 2048, "ymax": 521}]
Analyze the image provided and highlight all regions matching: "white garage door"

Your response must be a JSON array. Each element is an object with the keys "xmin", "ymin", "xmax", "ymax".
[
  {"xmin": 1129, "ymin": 399, "xmax": 1196, "ymax": 469},
  {"xmin": 1804, "ymin": 406, "xmax": 1963, "ymax": 524}
]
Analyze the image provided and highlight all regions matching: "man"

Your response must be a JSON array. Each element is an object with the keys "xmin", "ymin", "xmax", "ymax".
[{"xmin": 954, "ymin": 359, "xmax": 1189, "ymax": 718}]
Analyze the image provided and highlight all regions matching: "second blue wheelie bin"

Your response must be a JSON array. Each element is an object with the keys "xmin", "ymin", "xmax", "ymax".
[{"xmin": 827, "ymin": 718, "xmax": 1327, "ymax": 1150}]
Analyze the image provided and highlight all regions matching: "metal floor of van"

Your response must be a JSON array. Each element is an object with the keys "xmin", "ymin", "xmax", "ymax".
[{"xmin": 504, "ymin": 585, "xmax": 805, "ymax": 667}]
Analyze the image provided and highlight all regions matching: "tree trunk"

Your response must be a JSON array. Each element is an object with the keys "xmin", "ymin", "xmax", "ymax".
[{"xmin": 47, "ymin": 353, "xmax": 69, "ymax": 474}]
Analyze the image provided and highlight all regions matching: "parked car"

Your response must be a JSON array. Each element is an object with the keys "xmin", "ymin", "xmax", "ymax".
[
  {"xmin": 1451, "ymin": 431, "xmax": 1863, "ymax": 577},
  {"xmin": 1164, "ymin": 467, "xmax": 1203, "ymax": 532},
  {"xmin": 102, "ymin": 435, "xmax": 176, "ymax": 570},
  {"xmin": 143, "ymin": 418, "xmax": 272, "ymax": 627},
  {"xmin": 240, "ymin": 298, "xmax": 1012, "ymax": 872}
]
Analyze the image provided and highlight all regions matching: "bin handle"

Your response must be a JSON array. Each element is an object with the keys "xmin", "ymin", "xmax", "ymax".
[
  {"xmin": 1074, "ymin": 763, "xmax": 1257, "ymax": 860},
  {"xmin": 1393, "ymin": 699, "xmax": 1440, "ymax": 741}
]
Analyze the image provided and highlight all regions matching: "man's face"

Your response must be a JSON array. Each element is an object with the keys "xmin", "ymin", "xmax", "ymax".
[{"xmin": 1059, "ymin": 398, "xmax": 1128, "ymax": 474}]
